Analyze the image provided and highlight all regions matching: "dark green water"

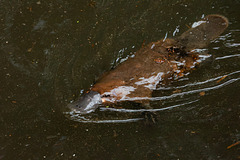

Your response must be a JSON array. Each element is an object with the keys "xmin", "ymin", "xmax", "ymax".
[{"xmin": 1, "ymin": 0, "xmax": 240, "ymax": 159}]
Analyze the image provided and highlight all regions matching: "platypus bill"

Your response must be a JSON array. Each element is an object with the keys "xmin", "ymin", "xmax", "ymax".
[{"xmin": 67, "ymin": 14, "xmax": 228, "ymax": 115}]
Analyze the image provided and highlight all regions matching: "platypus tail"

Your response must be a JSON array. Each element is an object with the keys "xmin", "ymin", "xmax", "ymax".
[
  {"xmin": 176, "ymin": 14, "xmax": 229, "ymax": 51},
  {"xmin": 67, "ymin": 91, "xmax": 102, "ymax": 114}
]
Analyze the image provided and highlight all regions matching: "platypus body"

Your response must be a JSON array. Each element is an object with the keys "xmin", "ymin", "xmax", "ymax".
[{"xmin": 67, "ymin": 15, "xmax": 228, "ymax": 115}]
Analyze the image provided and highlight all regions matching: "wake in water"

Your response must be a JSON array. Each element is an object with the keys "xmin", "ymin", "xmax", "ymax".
[{"xmin": 64, "ymin": 69, "xmax": 240, "ymax": 123}]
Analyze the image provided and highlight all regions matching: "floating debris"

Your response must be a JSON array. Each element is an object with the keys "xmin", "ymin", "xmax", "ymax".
[{"xmin": 227, "ymin": 141, "xmax": 240, "ymax": 149}]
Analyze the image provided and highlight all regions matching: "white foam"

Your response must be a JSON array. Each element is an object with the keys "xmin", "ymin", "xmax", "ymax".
[
  {"xmin": 191, "ymin": 20, "xmax": 206, "ymax": 28},
  {"xmin": 135, "ymin": 72, "xmax": 164, "ymax": 90}
]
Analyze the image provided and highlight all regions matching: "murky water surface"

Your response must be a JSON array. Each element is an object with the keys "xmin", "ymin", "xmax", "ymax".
[{"xmin": 1, "ymin": 1, "xmax": 240, "ymax": 159}]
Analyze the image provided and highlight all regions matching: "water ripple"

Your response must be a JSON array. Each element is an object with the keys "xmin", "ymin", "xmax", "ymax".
[
  {"xmin": 157, "ymin": 70, "xmax": 240, "ymax": 90},
  {"xmin": 124, "ymin": 77, "xmax": 240, "ymax": 102},
  {"xmin": 215, "ymin": 54, "xmax": 240, "ymax": 60},
  {"xmin": 100, "ymin": 100, "xmax": 199, "ymax": 113}
]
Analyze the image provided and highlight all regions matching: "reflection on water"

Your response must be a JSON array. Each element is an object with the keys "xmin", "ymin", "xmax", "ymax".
[
  {"xmin": 1, "ymin": 0, "xmax": 240, "ymax": 159},
  {"xmin": 216, "ymin": 53, "xmax": 240, "ymax": 60}
]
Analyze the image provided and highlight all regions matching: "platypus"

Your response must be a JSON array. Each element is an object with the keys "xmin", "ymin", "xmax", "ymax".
[{"xmin": 67, "ymin": 14, "xmax": 228, "ymax": 115}]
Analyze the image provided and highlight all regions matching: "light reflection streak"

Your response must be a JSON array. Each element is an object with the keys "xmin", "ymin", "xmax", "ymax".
[
  {"xmin": 215, "ymin": 54, "xmax": 240, "ymax": 60},
  {"xmin": 70, "ymin": 117, "xmax": 144, "ymax": 123},
  {"xmin": 157, "ymin": 70, "xmax": 240, "ymax": 90},
  {"xmin": 100, "ymin": 99, "xmax": 199, "ymax": 113},
  {"xmin": 120, "ymin": 77, "xmax": 240, "ymax": 101}
]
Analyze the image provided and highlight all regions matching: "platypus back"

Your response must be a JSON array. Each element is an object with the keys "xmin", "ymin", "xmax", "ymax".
[{"xmin": 67, "ymin": 14, "xmax": 228, "ymax": 115}]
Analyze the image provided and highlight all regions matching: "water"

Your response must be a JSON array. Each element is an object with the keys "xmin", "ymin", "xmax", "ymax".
[{"xmin": 1, "ymin": 0, "xmax": 240, "ymax": 159}]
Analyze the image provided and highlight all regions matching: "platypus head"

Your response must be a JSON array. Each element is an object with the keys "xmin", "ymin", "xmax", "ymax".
[{"xmin": 67, "ymin": 91, "xmax": 102, "ymax": 114}]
